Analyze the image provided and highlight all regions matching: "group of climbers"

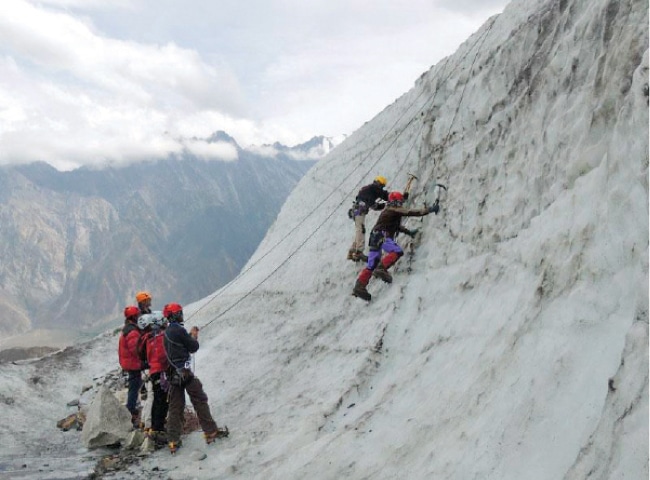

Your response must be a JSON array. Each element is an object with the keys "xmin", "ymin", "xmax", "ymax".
[
  {"xmin": 114, "ymin": 174, "xmax": 436, "ymax": 453},
  {"xmin": 348, "ymin": 176, "xmax": 439, "ymax": 301},
  {"xmin": 117, "ymin": 291, "xmax": 227, "ymax": 454}
]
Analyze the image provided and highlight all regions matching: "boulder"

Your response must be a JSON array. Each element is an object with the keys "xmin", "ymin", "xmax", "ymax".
[
  {"xmin": 123, "ymin": 430, "xmax": 145, "ymax": 450},
  {"xmin": 81, "ymin": 386, "xmax": 132, "ymax": 448},
  {"xmin": 140, "ymin": 436, "xmax": 156, "ymax": 454}
]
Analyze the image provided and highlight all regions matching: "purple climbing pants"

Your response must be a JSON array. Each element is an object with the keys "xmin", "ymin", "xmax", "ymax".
[{"xmin": 367, "ymin": 236, "xmax": 403, "ymax": 270}]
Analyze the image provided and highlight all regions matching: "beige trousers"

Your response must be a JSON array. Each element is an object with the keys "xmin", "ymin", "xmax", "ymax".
[{"xmin": 350, "ymin": 213, "xmax": 367, "ymax": 252}]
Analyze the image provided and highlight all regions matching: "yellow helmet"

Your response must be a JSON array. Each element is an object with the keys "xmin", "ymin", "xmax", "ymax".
[
  {"xmin": 374, "ymin": 176, "xmax": 387, "ymax": 186},
  {"xmin": 135, "ymin": 291, "xmax": 152, "ymax": 303}
]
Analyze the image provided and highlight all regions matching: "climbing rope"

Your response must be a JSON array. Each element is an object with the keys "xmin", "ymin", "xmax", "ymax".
[{"xmin": 192, "ymin": 16, "xmax": 498, "ymax": 330}]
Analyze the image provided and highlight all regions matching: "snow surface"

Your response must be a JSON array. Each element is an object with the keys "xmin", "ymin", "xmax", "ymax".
[{"xmin": 0, "ymin": 0, "xmax": 647, "ymax": 479}]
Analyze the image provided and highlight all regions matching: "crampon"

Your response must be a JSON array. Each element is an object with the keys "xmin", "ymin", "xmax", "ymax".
[
  {"xmin": 204, "ymin": 426, "xmax": 230, "ymax": 444},
  {"xmin": 168, "ymin": 440, "xmax": 182, "ymax": 454}
]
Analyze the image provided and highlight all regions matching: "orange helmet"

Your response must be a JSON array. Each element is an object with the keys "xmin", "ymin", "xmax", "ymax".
[{"xmin": 135, "ymin": 291, "xmax": 152, "ymax": 303}]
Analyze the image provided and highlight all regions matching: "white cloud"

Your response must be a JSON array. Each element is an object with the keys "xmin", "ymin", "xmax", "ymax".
[
  {"xmin": 433, "ymin": 0, "xmax": 508, "ymax": 14},
  {"xmin": 184, "ymin": 139, "xmax": 239, "ymax": 161},
  {"xmin": 0, "ymin": 0, "xmax": 508, "ymax": 170}
]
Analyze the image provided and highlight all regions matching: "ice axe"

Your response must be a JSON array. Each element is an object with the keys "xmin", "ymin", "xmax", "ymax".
[
  {"xmin": 433, "ymin": 183, "xmax": 447, "ymax": 201},
  {"xmin": 430, "ymin": 183, "xmax": 447, "ymax": 211},
  {"xmin": 404, "ymin": 173, "xmax": 418, "ymax": 196}
]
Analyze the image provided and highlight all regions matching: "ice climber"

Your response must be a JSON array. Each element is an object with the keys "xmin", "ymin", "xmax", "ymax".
[
  {"xmin": 118, "ymin": 305, "xmax": 144, "ymax": 427},
  {"xmin": 347, "ymin": 176, "xmax": 390, "ymax": 262},
  {"xmin": 138, "ymin": 312, "xmax": 170, "ymax": 446},
  {"xmin": 352, "ymin": 191, "xmax": 439, "ymax": 301},
  {"xmin": 163, "ymin": 303, "xmax": 228, "ymax": 454},
  {"xmin": 136, "ymin": 291, "xmax": 153, "ymax": 315},
  {"xmin": 134, "ymin": 291, "xmax": 154, "ymax": 420}
]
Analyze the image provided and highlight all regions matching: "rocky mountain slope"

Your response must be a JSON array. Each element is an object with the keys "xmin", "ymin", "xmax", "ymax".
[{"xmin": 0, "ymin": 133, "xmax": 323, "ymax": 340}]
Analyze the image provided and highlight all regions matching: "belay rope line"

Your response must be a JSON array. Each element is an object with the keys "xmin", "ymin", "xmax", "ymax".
[
  {"xmin": 190, "ymin": 17, "xmax": 497, "ymax": 331},
  {"xmin": 187, "ymin": 78, "xmax": 435, "ymax": 326},
  {"xmin": 401, "ymin": 17, "xmax": 495, "ymax": 259},
  {"xmin": 422, "ymin": 18, "xmax": 496, "ymax": 241}
]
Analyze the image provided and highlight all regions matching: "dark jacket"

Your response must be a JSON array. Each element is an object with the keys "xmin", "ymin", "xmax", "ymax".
[
  {"xmin": 356, "ymin": 182, "xmax": 389, "ymax": 207},
  {"xmin": 163, "ymin": 322, "xmax": 199, "ymax": 370},
  {"xmin": 372, "ymin": 205, "xmax": 429, "ymax": 238}
]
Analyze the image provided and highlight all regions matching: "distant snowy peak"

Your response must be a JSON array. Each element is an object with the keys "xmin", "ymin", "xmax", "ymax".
[
  {"xmin": 250, "ymin": 135, "xmax": 347, "ymax": 161},
  {"xmin": 203, "ymin": 131, "xmax": 345, "ymax": 161},
  {"xmin": 286, "ymin": 135, "xmax": 347, "ymax": 157}
]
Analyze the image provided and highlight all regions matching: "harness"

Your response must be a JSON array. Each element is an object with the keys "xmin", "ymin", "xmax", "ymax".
[
  {"xmin": 368, "ymin": 229, "xmax": 386, "ymax": 251},
  {"xmin": 348, "ymin": 200, "xmax": 370, "ymax": 219},
  {"xmin": 163, "ymin": 325, "xmax": 195, "ymax": 387}
]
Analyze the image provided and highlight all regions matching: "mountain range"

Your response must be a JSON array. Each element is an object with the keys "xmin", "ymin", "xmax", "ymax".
[{"xmin": 0, "ymin": 133, "xmax": 342, "ymax": 343}]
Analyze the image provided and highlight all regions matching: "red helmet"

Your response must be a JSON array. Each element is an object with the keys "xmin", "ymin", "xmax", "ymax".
[
  {"xmin": 388, "ymin": 191, "xmax": 404, "ymax": 204},
  {"xmin": 124, "ymin": 305, "xmax": 140, "ymax": 319},
  {"xmin": 163, "ymin": 303, "xmax": 183, "ymax": 321}
]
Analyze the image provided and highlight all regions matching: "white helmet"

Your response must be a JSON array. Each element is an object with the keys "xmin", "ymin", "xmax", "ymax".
[{"xmin": 137, "ymin": 311, "xmax": 166, "ymax": 330}]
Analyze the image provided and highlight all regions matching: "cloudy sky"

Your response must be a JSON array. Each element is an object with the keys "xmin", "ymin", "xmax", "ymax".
[{"xmin": 0, "ymin": 0, "xmax": 507, "ymax": 170}]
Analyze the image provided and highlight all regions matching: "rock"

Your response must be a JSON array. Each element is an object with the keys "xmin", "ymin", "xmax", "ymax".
[
  {"xmin": 81, "ymin": 386, "xmax": 132, "ymax": 448},
  {"xmin": 123, "ymin": 430, "xmax": 145, "ymax": 450},
  {"xmin": 114, "ymin": 388, "xmax": 127, "ymax": 406},
  {"xmin": 56, "ymin": 412, "xmax": 84, "ymax": 431},
  {"xmin": 99, "ymin": 455, "xmax": 121, "ymax": 472},
  {"xmin": 81, "ymin": 384, "xmax": 93, "ymax": 394},
  {"xmin": 182, "ymin": 407, "xmax": 201, "ymax": 434},
  {"xmin": 140, "ymin": 436, "xmax": 156, "ymax": 454},
  {"xmin": 66, "ymin": 399, "xmax": 80, "ymax": 407}
]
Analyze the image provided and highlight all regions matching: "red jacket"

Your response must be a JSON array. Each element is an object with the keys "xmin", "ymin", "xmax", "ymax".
[
  {"xmin": 118, "ymin": 323, "xmax": 143, "ymax": 371},
  {"xmin": 146, "ymin": 330, "xmax": 169, "ymax": 374}
]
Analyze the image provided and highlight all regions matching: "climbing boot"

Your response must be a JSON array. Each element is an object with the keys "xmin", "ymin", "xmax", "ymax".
[
  {"xmin": 352, "ymin": 280, "xmax": 371, "ymax": 301},
  {"xmin": 147, "ymin": 430, "xmax": 168, "ymax": 447},
  {"xmin": 168, "ymin": 440, "xmax": 182, "ymax": 454},
  {"xmin": 372, "ymin": 264, "xmax": 392, "ymax": 284},
  {"xmin": 355, "ymin": 250, "xmax": 368, "ymax": 262},
  {"xmin": 130, "ymin": 413, "xmax": 141, "ymax": 429},
  {"xmin": 205, "ymin": 426, "xmax": 230, "ymax": 444}
]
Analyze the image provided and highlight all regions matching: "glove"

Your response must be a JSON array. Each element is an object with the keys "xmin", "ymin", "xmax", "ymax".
[
  {"xmin": 371, "ymin": 202, "xmax": 385, "ymax": 211},
  {"xmin": 428, "ymin": 203, "xmax": 440, "ymax": 214},
  {"xmin": 403, "ymin": 191, "xmax": 410, "ymax": 200},
  {"xmin": 406, "ymin": 228, "xmax": 418, "ymax": 238}
]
